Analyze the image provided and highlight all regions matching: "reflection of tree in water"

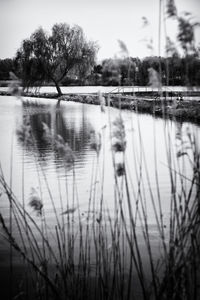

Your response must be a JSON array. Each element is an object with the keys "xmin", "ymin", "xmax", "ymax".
[
  {"xmin": 17, "ymin": 100, "xmax": 94, "ymax": 163},
  {"xmin": 55, "ymin": 105, "xmax": 92, "ymax": 153}
]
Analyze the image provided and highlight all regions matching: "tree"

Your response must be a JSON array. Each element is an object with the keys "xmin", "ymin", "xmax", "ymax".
[
  {"xmin": 15, "ymin": 23, "xmax": 98, "ymax": 95},
  {"xmin": 73, "ymin": 41, "xmax": 98, "ymax": 85},
  {"xmin": 101, "ymin": 59, "xmax": 120, "ymax": 86},
  {"xmin": 0, "ymin": 59, "xmax": 14, "ymax": 80}
]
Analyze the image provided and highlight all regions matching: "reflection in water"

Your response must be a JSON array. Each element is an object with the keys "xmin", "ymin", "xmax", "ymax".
[
  {"xmin": 55, "ymin": 104, "xmax": 92, "ymax": 153},
  {"xmin": 17, "ymin": 100, "xmax": 94, "ymax": 165}
]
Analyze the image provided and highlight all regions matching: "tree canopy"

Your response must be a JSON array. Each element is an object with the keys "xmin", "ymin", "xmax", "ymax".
[
  {"xmin": 89, "ymin": 54, "xmax": 200, "ymax": 87},
  {"xmin": 15, "ymin": 23, "xmax": 98, "ymax": 95},
  {"xmin": 0, "ymin": 59, "xmax": 14, "ymax": 80}
]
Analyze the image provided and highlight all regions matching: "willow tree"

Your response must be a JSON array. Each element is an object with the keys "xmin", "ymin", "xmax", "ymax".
[{"xmin": 16, "ymin": 23, "xmax": 98, "ymax": 96}]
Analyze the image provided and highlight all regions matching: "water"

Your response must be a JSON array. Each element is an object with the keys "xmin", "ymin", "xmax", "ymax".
[
  {"xmin": 0, "ymin": 95, "xmax": 199, "ymax": 297},
  {"xmin": 0, "ymin": 94, "xmax": 199, "ymax": 221}
]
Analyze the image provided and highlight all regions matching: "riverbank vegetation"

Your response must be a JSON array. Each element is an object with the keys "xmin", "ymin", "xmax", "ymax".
[{"xmin": 1, "ymin": 89, "xmax": 200, "ymax": 124}]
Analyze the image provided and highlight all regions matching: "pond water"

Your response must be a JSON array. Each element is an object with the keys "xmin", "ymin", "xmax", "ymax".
[
  {"xmin": 0, "ymin": 95, "xmax": 199, "ymax": 220},
  {"xmin": 0, "ymin": 95, "xmax": 199, "ymax": 297},
  {"xmin": 0, "ymin": 95, "xmax": 199, "ymax": 227}
]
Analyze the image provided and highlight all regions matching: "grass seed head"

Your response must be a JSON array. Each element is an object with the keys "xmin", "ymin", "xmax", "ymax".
[
  {"xmin": 29, "ymin": 188, "xmax": 43, "ymax": 216},
  {"xmin": 116, "ymin": 162, "xmax": 125, "ymax": 177},
  {"xmin": 112, "ymin": 116, "xmax": 126, "ymax": 153},
  {"xmin": 16, "ymin": 116, "xmax": 33, "ymax": 146},
  {"xmin": 90, "ymin": 131, "xmax": 101, "ymax": 155}
]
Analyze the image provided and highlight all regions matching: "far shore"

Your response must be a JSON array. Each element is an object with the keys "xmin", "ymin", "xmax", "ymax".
[{"xmin": 1, "ymin": 88, "xmax": 200, "ymax": 124}]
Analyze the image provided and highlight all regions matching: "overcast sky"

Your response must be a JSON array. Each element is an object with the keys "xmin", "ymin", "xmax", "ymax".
[{"xmin": 0, "ymin": 0, "xmax": 200, "ymax": 61}]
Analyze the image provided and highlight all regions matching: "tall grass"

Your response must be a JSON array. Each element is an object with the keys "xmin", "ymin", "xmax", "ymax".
[{"xmin": 0, "ymin": 95, "xmax": 200, "ymax": 300}]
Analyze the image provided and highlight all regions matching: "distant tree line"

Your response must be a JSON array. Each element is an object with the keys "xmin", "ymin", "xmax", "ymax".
[
  {"xmin": 0, "ymin": 59, "xmax": 14, "ymax": 81},
  {"xmin": 89, "ymin": 54, "xmax": 200, "ymax": 86},
  {"xmin": 1, "ymin": 54, "xmax": 200, "ymax": 87}
]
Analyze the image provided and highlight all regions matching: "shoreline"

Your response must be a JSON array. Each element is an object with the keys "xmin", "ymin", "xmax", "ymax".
[{"xmin": 1, "ymin": 90, "xmax": 200, "ymax": 124}]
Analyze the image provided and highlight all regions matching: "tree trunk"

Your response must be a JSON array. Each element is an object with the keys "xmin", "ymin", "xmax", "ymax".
[
  {"xmin": 53, "ymin": 80, "xmax": 62, "ymax": 107},
  {"xmin": 54, "ymin": 81, "xmax": 62, "ymax": 96}
]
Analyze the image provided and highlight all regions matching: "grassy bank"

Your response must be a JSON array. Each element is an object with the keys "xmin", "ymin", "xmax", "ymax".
[
  {"xmin": 58, "ymin": 93, "xmax": 200, "ymax": 124},
  {"xmin": 1, "ymin": 89, "xmax": 200, "ymax": 123}
]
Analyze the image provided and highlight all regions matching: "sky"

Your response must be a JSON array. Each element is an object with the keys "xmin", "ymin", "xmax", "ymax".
[{"xmin": 0, "ymin": 0, "xmax": 200, "ymax": 62}]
